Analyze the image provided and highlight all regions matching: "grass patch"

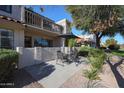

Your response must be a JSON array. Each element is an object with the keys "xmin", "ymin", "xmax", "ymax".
[
  {"xmin": 111, "ymin": 50, "xmax": 124, "ymax": 57},
  {"xmin": 120, "ymin": 48, "xmax": 124, "ymax": 51}
]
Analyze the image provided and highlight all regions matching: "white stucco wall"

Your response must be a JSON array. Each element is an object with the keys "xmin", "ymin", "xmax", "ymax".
[
  {"xmin": 14, "ymin": 29, "xmax": 24, "ymax": 49},
  {"xmin": 17, "ymin": 47, "xmax": 62, "ymax": 68},
  {"xmin": 56, "ymin": 19, "xmax": 71, "ymax": 47},
  {"xmin": 0, "ymin": 5, "xmax": 24, "ymax": 21},
  {"xmin": 17, "ymin": 47, "xmax": 35, "ymax": 68},
  {"xmin": 17, "ymin": 47, "xmax": 80, "ymax": 69},
  {"xmin": 56, "ymin": 19, "xmax": 71, "ymax": 34}
]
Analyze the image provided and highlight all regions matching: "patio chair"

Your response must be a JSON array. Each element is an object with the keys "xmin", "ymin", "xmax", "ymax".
[
  {"xmin": 56, "ymin": 51, "xmax": 68, "ymax": 66},
  {"xmin": 71, "ymin": 48, "xmax": 81, "ymax": 65}
]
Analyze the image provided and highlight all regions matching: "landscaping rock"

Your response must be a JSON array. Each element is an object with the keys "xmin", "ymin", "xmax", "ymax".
[{"xmin": 110, "ymin": 56, "xmax": 122, "ymax": 63}]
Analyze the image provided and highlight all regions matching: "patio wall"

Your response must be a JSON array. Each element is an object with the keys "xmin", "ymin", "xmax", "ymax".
[{"xmin": 16, "ymin": 47, "xmax": 79, "ymax": 69}]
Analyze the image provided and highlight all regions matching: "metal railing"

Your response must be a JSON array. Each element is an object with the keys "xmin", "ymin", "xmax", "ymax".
[
  {"xmin": 25, "ymin": 9, "xmax": 42, "ymax": 28},
  {"xmin": 24, "ymin": 8, "xmax": 63, "ymax": 34}
]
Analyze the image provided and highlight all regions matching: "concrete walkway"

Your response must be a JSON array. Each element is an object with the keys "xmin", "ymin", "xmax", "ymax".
[{"xmin": 25, "ymin": 60, "xmax": 88, "ymax": 88}]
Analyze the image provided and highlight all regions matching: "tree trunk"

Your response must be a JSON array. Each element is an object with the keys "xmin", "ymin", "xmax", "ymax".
[{"xmin": 95, "ymin": 35, "xmax": 100, "ymax": 48}]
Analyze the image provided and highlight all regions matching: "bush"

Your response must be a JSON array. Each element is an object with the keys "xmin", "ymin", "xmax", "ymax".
[
  {"xmin": 79, "ymin": 46, "xmax": 93, "ymax": 57},
  {"xmin": 88, "ymin": 48, "xmax": 106, "ymax": 70},
  {"xmin": 68, "ymin": 38, "xmax": 76, "ymax": 47},
  {"xmin": 0, "ymin": 49, "xmax": 19, "ymax": 82},
  {"xmin": 83, "ymin": 48, "xmax": 106, "ymax": 84},
  {"xmin": 108, "ymin": 44, "xmax": 120, "ymax": 50},
  {"xmin": 78, "ymin": 51, "xmax": 89, "ymax": 57},
  {"xmin": 105, "ymin": 38, "xmax": 120, "ymax": 50},
  {"xmin": 84, "ymin": 68, "xmax": 100, "ymax": 80}
]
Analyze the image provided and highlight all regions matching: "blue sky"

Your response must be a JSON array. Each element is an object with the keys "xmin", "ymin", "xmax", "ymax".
[{"xmin": 31, "ymin": 5, "xmax": 124, "ymax": 44}]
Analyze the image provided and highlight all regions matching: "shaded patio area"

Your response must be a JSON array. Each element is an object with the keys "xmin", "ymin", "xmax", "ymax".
[
  {"xmin": 24, "ymin": 58, "xmax": 88, "ymax": 88},
  {"xmin": 14, "ymin": 69, "xmax": 43, "ymax": 88}
]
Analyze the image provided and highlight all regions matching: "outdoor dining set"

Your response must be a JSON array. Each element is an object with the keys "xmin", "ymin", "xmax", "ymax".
[{"xmin": 56, "ymin": 48, "xmax": 81, "ymax": 66}]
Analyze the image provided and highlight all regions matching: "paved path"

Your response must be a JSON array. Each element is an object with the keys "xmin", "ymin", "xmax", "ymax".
[{"xmin": 25, "ymin": 60, "xmax": 88, "ymax": 88}]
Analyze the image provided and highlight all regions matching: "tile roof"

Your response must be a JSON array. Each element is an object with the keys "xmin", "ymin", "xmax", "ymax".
[{"xmin": 0, "ymin": 15, "xmax": 23, "ymax": 24}]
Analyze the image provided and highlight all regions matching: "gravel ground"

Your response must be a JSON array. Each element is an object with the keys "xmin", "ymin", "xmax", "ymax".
[
  {"xmin": 60, "ymin": 64, "xmax": 119, "ymax": 88},
  {"xmin": 60, "ymin": 68, "xmax": 88, "ymax": 88}
]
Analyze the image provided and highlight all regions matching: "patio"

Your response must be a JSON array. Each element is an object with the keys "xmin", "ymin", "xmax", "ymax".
[
  {"xmin": 13, "ymin": 54, "xmax": 124, "ymax": 88},
  {"xmin": 24, "ymin": 58, "xmax": 88, "ymax": 88},
  {"xmin": 14, "ymin": 47, "xmax": 123, "ymax": 88}
]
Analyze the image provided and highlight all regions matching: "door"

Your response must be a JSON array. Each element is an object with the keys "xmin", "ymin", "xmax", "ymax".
[{"xmin": 24, "ymin": 36, "xmax": 32, "ymax": 48}]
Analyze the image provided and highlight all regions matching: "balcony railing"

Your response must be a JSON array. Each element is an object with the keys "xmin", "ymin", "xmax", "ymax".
[
  {"xmin": 43, "ymin": 19, "xmax": 63, "ymax": 33},
  {"xmin": 25, "ymin": 9, "xmax": 42, "ymax": 28},
  {"xmin": 24, "ymin": 8, "xmax": 62, "ymax": 34}
]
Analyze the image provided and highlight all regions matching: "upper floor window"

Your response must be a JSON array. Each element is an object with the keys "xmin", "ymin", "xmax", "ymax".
[{"xmin": 0, "ymin": 5, "xmax": 12, "ymax": 14}]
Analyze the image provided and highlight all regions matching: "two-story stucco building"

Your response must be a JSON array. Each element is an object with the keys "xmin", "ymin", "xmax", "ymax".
[{"xmin": 0, "ymin": 5, "xmax": 71, "ymax": 49}]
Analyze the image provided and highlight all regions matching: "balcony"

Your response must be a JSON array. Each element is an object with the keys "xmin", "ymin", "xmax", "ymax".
[
  {"xmin": 24, "ymin": 8, "xmax": 63, "ymax": 34},
  {"xmin": 43, "ymin": 19, "xmax": 63, "ymax": 33},
  {"xmin": 25, "ymin": 8, "xmax": 42, "ymax": 28}
]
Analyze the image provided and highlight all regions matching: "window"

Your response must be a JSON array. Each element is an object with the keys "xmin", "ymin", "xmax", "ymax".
[
  {"xmin": 0, "ymin": 5, "xmax": 12, "ymax": 13},
  {"xmin": 0, "ymin": 29, "xmax": 14, "ymax": 49},
  {"xmin": 34, "ymin": 37, "xmax": 52, "ymax": 47}
]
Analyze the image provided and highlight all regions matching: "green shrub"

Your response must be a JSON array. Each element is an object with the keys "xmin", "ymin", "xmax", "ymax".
[
  {"xmin": 104, "ymin": 38, "xmax": 120, "ymax": 50},
  {"xmin": 79, "ymin": 46, "xmax": 92, "ymax": 52},
  {"xmin": 79, "ymin": 46, "xmax": 93, "ymax": 57},
  {"xmin": 84, "ymin": 68, "xmax": 100, "ymax": 80},
  {"xmin": 83, "ymin": 48, "xmax": 106, "ymax": 84},
  {"xmin": 68, "ymin": 38, "xmax": 76, "ymax": 47},
  {"xmin": 88, "ymin": 49, "xmax": 106, "ymax": 70},
  {"xmin": 108, "ymin": 44, "xmax": 120, "ymax": 50},
  {"xmin": 0, "ymin": 49, "xmax": 19, "ymax": 82}
]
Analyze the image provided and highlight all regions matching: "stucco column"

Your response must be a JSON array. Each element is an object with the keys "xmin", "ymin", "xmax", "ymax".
[
  {"xmin": 14, "ymin": 29, "xmax": 24, "ymax": 49},
  {"xmin": 34, "ymin": 47, "xmax": 42, "ymax": 64},
  {"xmin": 16, "ymin": 47, "xmax": 23, "ymax": 69},
  {"xmin": 21, "ymin": 5, "xmax": 25, "ymax": 22},
  {"xmin": 62, "ymin": 38, "xmax": 65, "ymax": 53}
]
